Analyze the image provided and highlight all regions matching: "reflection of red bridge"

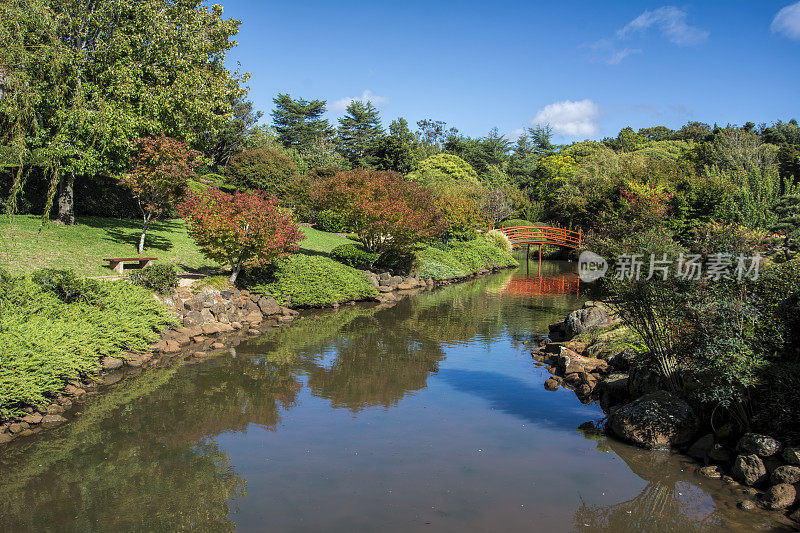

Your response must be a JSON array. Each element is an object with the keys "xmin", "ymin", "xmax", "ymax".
[{"xmin": 504, "ymin": 274, "xmax": 580, "ymax": 297}]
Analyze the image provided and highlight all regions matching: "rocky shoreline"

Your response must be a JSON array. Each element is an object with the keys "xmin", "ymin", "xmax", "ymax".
[
  {"xmin": 530, "ymin": 301, "xmax": 800, "ymax": 526},
  {"xmin": 0, "ymin": 266, "xmax": 509, "ymax": 447}
]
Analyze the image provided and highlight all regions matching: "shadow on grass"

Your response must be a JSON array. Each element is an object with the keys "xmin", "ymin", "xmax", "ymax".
[{"xmin": 80, "ymin": 217, "xmax": 181, "ymax": 253}]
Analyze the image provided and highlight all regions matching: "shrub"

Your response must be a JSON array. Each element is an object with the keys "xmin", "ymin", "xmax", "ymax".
[
  {"xmin": 499, "ymin": 219, "xmax": 535, "ymax": 228},
  {"xmin": 180, "ymin": 188, "xmax": 304, "ymax": 283},
  {"xmin": 315, "ymin": 210, "xmax": 350, "ymax": 233},
  {"xmin": 128, "ymin": 264, "xmax": 179, "ymax": 294},
  {"xmin": 225, "ymin": 147, "xmax": 299, "ymax": 197},
  {"xmin": 241, "ymin": 255, "xmax": 377, "ymax": 306},
  {"xmin": 486, "ymin": 229, "xmax": 512, "ymax": 253},
  {"xmin": 30, "ymin": 269, "xmax": 99, "ymax": 304},
  {"xmin": 330, "ymin": 244, "xmax": 380, "ymax": 269},
  {"xmin": 309, "ymin": 168, "xmax": 446, "ymax": 253},
  {"xmin": 413, "ymin": 247, "xmax": 469, "ymax": 280},
  {"xmin": 412, "ymin": 238, "xmax": 518, "ymax": 280},
  {"xmin": 407, "ymin": 153, "xmax": 480, "ymax": 188}
]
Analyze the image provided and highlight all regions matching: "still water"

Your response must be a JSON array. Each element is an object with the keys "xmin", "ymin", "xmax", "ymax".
[{"xmin": 0, "ymin": 262, "xmax": 792, "ymax": 531}]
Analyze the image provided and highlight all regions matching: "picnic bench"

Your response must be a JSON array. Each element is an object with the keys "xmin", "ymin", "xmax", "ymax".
[{"xmin": 104, "ymin": 257, "xmax": 157, "ymax": 274}]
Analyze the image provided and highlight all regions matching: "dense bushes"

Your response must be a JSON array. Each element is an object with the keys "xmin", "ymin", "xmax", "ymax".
[
  {"xmin": 329, "ymin": 244, "xmax": 379, "ymax": 269},
  {"xmin": 0, "ymin": 273, "xmax": 176, "ymax": 418},
  {"xmin": 499, "ymin": 219, "xmax": 535, "ymax": 227},
  {"xmin": 225, "ymin": 147, "xmax": 299, "ymax": 197},
  {"xmin": 413, "ymin": 236, "xmax": 518, "ymax": 280},
  {"xmin": 128, "ymin": 264, "xmax": 179, "ymax": 294},
  {"xmin": 314, "ymin": 210, "xmax": 350, "ymax": 233},
  {"xmin": 30, "ymin": 268, "xmax": 99, "ymax": 304},
  {"xmin": 241, "ymin": 255, "xmax": 377, "ymax": 306}
]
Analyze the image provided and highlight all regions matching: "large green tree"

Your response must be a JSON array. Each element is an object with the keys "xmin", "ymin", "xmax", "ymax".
[
  {"xmin": 371, "ymin": 118, "xmax": 421, "ymax": 174},
  {"xmin": 336, "ymin": 100, "xmax": 384, "ymax": 167},
  {"xmin": 0, "ymin": 0, "xmax": 245, "ymax": 225},
  {"xmin": 271, "ymin": 93, "xmax": 335, "ymax": 150}
]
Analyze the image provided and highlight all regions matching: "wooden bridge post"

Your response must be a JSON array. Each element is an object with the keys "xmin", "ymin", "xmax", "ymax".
[{"xmin": 538, "ymin": 244, "xmax": 542, "ymax": 263}]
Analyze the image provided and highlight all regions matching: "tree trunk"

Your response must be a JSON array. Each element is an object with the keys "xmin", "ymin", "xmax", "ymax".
[
  {"xmin": 229, "ymin": 262, "xmax": 241, "ymax": 284},
  {"xmin": 138, "ymin": 216, "xmax": 151, "ymax": 255},
  {"xmin": 57, "ymin": 173, "xmax": 76, "ymax": 225}
]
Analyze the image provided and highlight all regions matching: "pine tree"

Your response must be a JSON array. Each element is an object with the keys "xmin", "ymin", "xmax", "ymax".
[
  {"xmin": 772, "ymin": 193, "xmax": 800, "ymax": 261},
  {"xmin": 271, "ymin": 93, "xmax": 335, "ymax": 149},
  {"xmin": 337, "ymin": 101, "xmax": 384, "ymax": 167}
]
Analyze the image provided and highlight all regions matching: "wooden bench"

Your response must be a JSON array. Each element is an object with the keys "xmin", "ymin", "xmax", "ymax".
[{"xmin": 104, "ymin": 257, "xmax": 157, "ymax": 274}]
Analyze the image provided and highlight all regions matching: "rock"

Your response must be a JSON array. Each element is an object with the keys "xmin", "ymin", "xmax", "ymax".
[
  {"xmin": 8, "ymin": 423, "xmax": 24, "ymax": 434},
  {"xmin": 397, "ymin": 281, "xmax": 415, "ymax": 290},
  {"xmin": 627, "ymin": 365, "xmax": 662, "ymax": 397},
  {"xmin": 46, "ymin": 404, "xmax": 64, "ymax": 414},
  {"xmin": 163, "ymin": 340, "xmax": 181, "ymax": 353},
  {"xmin": 759, "ymin": 483, "xmax": 798, "ymax": 510},
  {"xmin": 101, "ymin": 357, "xmax": 124, "ymax": 370},
  {"xmin": 544, "ymin": 378, "xmax": 559, "ymax": 391},
  {"xmin": 257, "ymin": 296, "xmax": 281, "ymax": 316},
  {"xmin": 733, "ymin": 454, "xmax": 768, "ymax": 486},
  {"xmin": 242, "ymin": 311, "xmax": 263, "ymax": 324},
  {"xmin": 688, "ymin": 434, "xmax": 715, "ymax": 461},
  {"xmin": 783, "ymin": 447, "xmax": 800, "ymax": 465},
  {"xmin": 277, "ymin": 315, "xmax": 294, "ymax": 323},
  {"xmin": 193, "ymin": 351, "xmax": 208, "ymax": 358},
  {"xmin": 247, "ymin": 328, "xmax": 260, "ymax": 335},
  {"xmin": 64, "ymin": 384, "xmax": 86, "ymax": 396},
  {"xmin": 379, "ymin": 272, "xmax": 390, "ymax": 281},
  {"xmin": 377, "ymin": 286, "xmax": 393, "ymax": 293},
  {"xmin": 737, "ymin": 499, "xmax": 757, "ymax": 511},
  {"xmin": 771, "ymin": 465, "xmax": 800, "ymax": 485},
  {"xmin": 22, "ymin": 413, "xmax": 43, "ymax": 425},
  {"xmin": 210, "ymin": 342, "xmax": 224, "ymax": 350},
  {"xmin": 698, "ymin": 465, "xmax": 724, "ymax": 479},
  {"xmin": 40, "ymin": 414, "xmax": 67, "ymax": 429},
  {"xmin": 737, "ymin": 433, "xmax": 782, "ymax": 457},
  {"xmin": 564, "ymin": 306, "xmax": 612, "ymax": 338},
  {"xmin": 708, "ymin": 444, "xmax": 732, "ymax": 464},
  {"xmin": 0, "ymin": 433, "xmax": 14, "ymax": 444},
  {"xmin": 607, "ymin": 391, "xmax": 699, "ymax": 450},
  {"xmin": 790, "ymin": 507, "xmax": 800, "ymax": 524}
]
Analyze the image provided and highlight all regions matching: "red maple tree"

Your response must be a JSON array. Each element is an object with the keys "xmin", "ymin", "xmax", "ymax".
[
  {"xmin": 120, "ymin": 136, "xmax": 201, "ymax": 253},
  {"xmin": 309, "ymin": 169, "xmax": 445, "ymax": 253},
  {"xmin": 179, "ymin": 188, "xmax": 304, "ymax": 283}
]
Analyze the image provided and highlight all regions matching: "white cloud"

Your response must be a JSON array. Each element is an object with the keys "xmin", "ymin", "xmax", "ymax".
[
  {"xmin": 505, "ymin": 128, "xmax": 525, "ymax": 142},
  {"xmin": 606, "ymin": 47, "xmax": 642, "ymax": 65},
  {"xmin": 617, "ymin": 6, "xmax": 709, "ymax": 46},
  {"xmin": 772, "ymin": 2, "xmax": 800, "ymax": 40},
  {"xmin": 531, "ymin": 100, "xmax": 599, "ymax": 137},
  {"xmin": 331, "ymin": 90, "xmax": 388, "ymax": 113}
]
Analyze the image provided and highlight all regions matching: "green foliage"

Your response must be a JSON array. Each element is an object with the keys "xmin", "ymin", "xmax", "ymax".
[
  {"xmin": 241, "ymin": 254, "xmax": 377, "ymax": 306},
  {"xmin": 336, "ymin": 100, "xmax": 384, "ymax": 167},
  {"xmin": 127, "ymin": 264, "xmax": 179, "ymax": 294},
  {"xmin": 413, "ymin": 237, "xmax": 518, "ymax": 280},
  {"xmin": 371, "ymin": 118, "xmax": 420, "ymax": 174},
  {"xmin": 314, "ymin": 210, "xmax": 350, "ymax": 233},
  {"xmin": 485, "ymin": 229, "xmax": 512, "ymax": 253},
  {"xmin": 271, "ymin": 93, "xmax": 335, "ymax": 149},
  {"xmin": 225, "ymin": 147, "xmax": 299, "ymax": 197},
  {"xmin": 407, "ymin": 153, "xmax": 480, "ymax": 188},
  {"xmin": 329, "ymin": 244, "xmax": 380, "ymax": 269},
  {"xmin": 752, "ymin": 362, "xmax": 800, "ymax": 443},
  {"xmin": 499, "ymin": 218, "xmax": 535, "ymax": 227},
  {"xmin": 30, "ymin": 268, "xmax": 99, "ymax": 304},
  {"xmin": 0, "ymin": 276, "xmax": 175, "ymax": 418}
]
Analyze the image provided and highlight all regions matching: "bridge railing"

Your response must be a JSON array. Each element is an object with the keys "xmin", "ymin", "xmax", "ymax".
[{"xmin": 496, "ymin": 226, "xmax": 582, "ymax": 249}]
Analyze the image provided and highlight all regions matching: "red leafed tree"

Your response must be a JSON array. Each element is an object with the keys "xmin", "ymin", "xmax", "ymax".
[
  {"xmin": 310, "ymin": 169, "xmax": 445, "ymax": 253},
  {"xmin": 120, "ymin": 136, "xmax": 201, "ymax": 253},
  {"xmin": 180, "ymin": 188, "xmax": 304, "ymax": 283}
]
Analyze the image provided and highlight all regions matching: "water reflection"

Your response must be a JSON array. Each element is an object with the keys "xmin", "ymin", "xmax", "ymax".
[{"xmin": 0, "ymin": 262, "xmax": 790, "ymax": 531}]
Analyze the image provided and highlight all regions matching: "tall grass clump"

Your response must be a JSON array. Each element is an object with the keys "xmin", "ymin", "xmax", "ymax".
[{"xmin": 485, "ymin": 229, "xmax": 513, "ymax": 253}]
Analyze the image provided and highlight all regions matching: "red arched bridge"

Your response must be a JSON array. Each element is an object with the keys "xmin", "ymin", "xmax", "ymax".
[{"xmin": 495, "ymin": 225, "xmax": 583, "ymax": 261}]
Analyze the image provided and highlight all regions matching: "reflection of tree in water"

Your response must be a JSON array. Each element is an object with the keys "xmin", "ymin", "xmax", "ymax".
[
  {"xmin": 0, "ymin": 355, "xmax": 301, "ymax": 531},
  {"xmin": 572, "ymin": 437, "xmax": 730, "ymax": 532}
]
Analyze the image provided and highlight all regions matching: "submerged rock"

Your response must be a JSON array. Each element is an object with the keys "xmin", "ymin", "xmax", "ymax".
[
  {"xmin": 40, "ymin": 414, "xmax": 67, "ymax": 429},
  {"xmin": 607, "ymin": 391, "xmax": 699, "ymax": 449},
  {"xmin": 543, "ymin": 378, "xmax": 559, "ymax": 391}
]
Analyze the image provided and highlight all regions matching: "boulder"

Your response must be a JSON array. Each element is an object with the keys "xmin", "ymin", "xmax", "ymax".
[
  {"xmin": 737, "ymin": 433, "xmax": 782, "ymax": 457},
  {"xmin": 687, "ymin": 434, "xmax": 715, "ymax": 461},
  {"xmin": 783, "ymin": 447, "xmax": 800, "ymax": 465},
  {"xmin": 733, "ymin": 454, "xmax": 768, "ymax": 486},
  {"xmin": 397, "ymin": 281, "xmax": 416, "ymax": 290},
  {"xmin": 791, "ymin": 507, "xmax": 800, "ymax": 524},
  {"xmin": 627, "ymin": 365, "xmax": 662, "ymax": 397},
  {"xmin": 100, "ymin": 357, "xmax": 124, "ymax": 370},
  {"xmin": 564, "ymin": 305, "xmax": 612, "ymax": 338},
  {"xmin": 40, "ymin": 414, "xmax": 67, "ymax": 429},
  {"xmin": 0, "ymin": 433, "xmax": 13, "ymax": 444},
  {"xmin": 257, "ymin": 296, "xmax": 281, "ymax": 316},
  {"xmin": 771, "ymin": 465, "xmax": 800, "ymax": 485},
  {"xmin": 759, "ymin": 483, "xmax": 798, "ymax": 510},
  {"xmin": 544, "ymin": 378, "xmax": 559, "ymax": 391},
  {"xmin": 22, "ymin": 413, "xmax": 43, "ymax": 425},
  {"xmin": 607, "ymin": 391, "xmax": 699, "ymax": 449}
]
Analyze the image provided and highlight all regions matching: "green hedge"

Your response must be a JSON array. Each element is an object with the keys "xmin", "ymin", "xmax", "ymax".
[
  {"xmin": 314, "ymin": 210, "xmax": 350, "ymax": 233},
  {"xmin": 0, "ymin": 272, "xmax": 176, "ymax": 419},
  {"xmin": 499, "ymin": 219, "xmax": 535, "ymax": 228},
  {"xmin": 128, "ymin": 264, "xmax": 179, "ymax": 294},
  {"xmin": 330, "ymin": 243, "xmax": 379, "ymax": 269},
  {"xmin": 241, "ymin": 254, "xmax": 377, "ymax": 306},
  {"xmin": 413, "ymin": 237, "xmax": 518, "ymax": 280}
]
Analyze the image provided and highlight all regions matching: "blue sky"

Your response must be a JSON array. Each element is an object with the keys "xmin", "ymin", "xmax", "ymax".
[{"xmin": 220, "ymin": 1, "xmax": 800, "ymax": 142}]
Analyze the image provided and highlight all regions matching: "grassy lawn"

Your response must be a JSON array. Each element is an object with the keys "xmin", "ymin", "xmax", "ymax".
[{"xmin": 0, "ymin": 215, "xmax": 354, "ymax": 277}]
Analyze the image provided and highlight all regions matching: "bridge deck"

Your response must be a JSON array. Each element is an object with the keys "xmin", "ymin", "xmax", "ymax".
[{"xmin": 496, "ymin": 226, "xmax": 582, "ymax": 249}]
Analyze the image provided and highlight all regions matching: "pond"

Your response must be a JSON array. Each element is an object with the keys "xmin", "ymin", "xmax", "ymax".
[{"xmin": 0, "ymin": 261, "xmax": 792, "ymax": 531}]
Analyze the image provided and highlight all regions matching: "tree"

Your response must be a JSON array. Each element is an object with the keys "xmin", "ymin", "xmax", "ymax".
[
  {"xmin": 298, "ymin": 137, "xmax": 350, "ymax": 172},
  {"xmin": 371, "ymin": 118, "xmax": 420, "ymax": 174},
  {"xmin": 180, "ymin": 188, "xmax": 304, "ymax": 283},
  {"xmin": 407, "ymin": 153, "xmax": 480, "ymax": 190},
  {"xmin": 337, "ymin": 100, "xmax": 384, "ymax": 167},
  {"xmin": 225, "ymin": 147, "xmax": 299, "ymax": 197},
  {"xmin": 0, "ymin": 0, "xmax": 245, "ymax": 225},
  {"xmin": 271, "ymin": 93, "xmax": 334, "ymax": 149},
  {"xmin": 203, "ymin": 95, "xmax": 263, "ymax": 169},
  {"xmin": 120, "ymin": 137, "xmax": 200, "ymax": 254},
  {"xmin": 772, "ymin": 193, "xmax": 800, "ymax": 261},
  {"xmin": 481, "ymin": 188, "xmax": 515, "ymax": 226},
  {"xmin": 638, "ymin": 126, "xmax": 674, "ymax": 141},
  {"xmin": 309, "ymin": 169, "xmax": 445, "ymax": 253},
  {"xmin": 416, "ymin": 119, "xmax": 457, "ymax": 157}
]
